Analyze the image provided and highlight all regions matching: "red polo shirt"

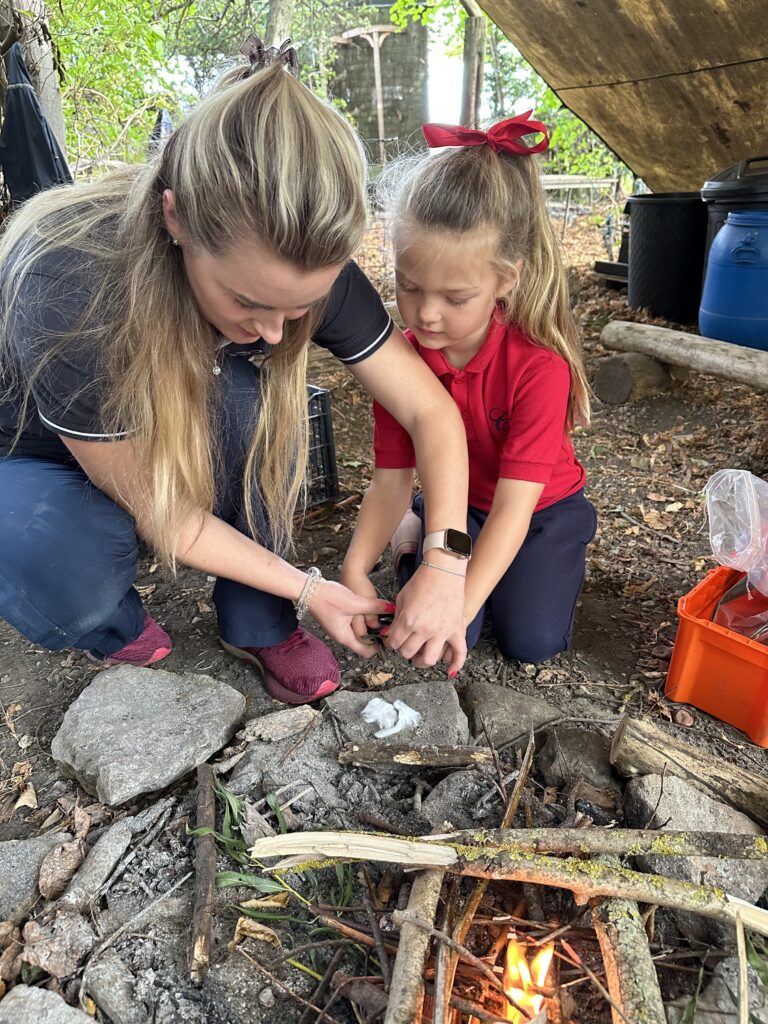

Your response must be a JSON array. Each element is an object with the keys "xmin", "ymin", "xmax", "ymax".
[{"xmin": 373, "ymin": 317, "xmax": 586, "ymax": 514}]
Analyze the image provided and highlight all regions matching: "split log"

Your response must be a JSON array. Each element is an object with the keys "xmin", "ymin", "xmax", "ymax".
[
  {"xmin": 610, "ymin": 716, "xmax": 768, "ymax": 829},
  {"xmin": 591, "ymin": 856, "xmax": 666, "ymax": 1024},
  {"xmin": 338, "ymin": 742, "xmax": 494, "ymax": 770},
  {"xmin": 594, "ymin": 352, "xmax": 672, "ymax": 404},
  {"xmin": 250, "ymin": 831, "xmax": 768, "ymax": 937},
  {"xmin": 189, "ymin": 765, "xmax": 216, "ymax": 984},
  {"xmin": 601, "ymin": 320, "xmax": 768, "ymax": 391},
  {"xmin": 384, "ymin": 870, "xmax": 444, "ymax": 1024}
]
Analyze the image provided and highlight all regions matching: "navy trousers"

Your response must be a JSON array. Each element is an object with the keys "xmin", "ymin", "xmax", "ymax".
[
  {"xmin": 399, "ymin": 489, "xmax": 597, "ymax": 664},
  {"xmin": 0, "ymin": 355, "xmax": 296, "ymax": 658}
]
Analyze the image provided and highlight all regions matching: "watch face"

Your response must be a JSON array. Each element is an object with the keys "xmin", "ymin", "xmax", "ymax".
[{"xmin": 445, "ymin": 528, "xmax": 472, "ymax": 557}]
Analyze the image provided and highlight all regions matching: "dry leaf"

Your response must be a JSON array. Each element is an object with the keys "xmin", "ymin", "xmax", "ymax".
[
  {"xmin": 38, "ymin": 838, "xmax": 87, "ymax": 900},
  {"xmin": 664, "ymin": 501, "xmax": 683, "ymax": 513},
  {"xmin": 73, "ymin": 804, "xmax": 91, "ymax": 841},
  {"xmin": 148, "ymin": 562, "xmax": 159, "ymax": 574},
  {"xmin": 362, "ymin": 670, "xmax": 393, "ymax": 688},
  {"xmin": 646, "ymin": 492, "xmax": 669, "ymax": 502},
  {"xmin": 240, "ymin": 891, "xmax": 290, "ymax": 911},
  {"xmin": 0, "ymin": 926, "xmax": 24, "ymax": 984},
  {"xmin": 2, "ymin": 704, "xmax": 21, "ymax": 739},
  {"xmin": 83, "ymin": 995, "xmax": 97, "ymax": 1015},
  {"xmin": 13, "ymin": 783, "xmax": 37, "ymax": 812},
  {"xmin": 227, "ymin": 916, "xmax": 282, "ymax": 952},
  {"xmin": 641, "ymin": 508, "xmax": 667, "ymax": 530},
  {"xmin": 542, "ymin": 785, "xmax": 559, "ymax": 805},
  {"xmin": 17, "ymin": 734, "xmax": 33, "ymax": 751},
  {"xmin": 135, "ymin": 583, "xmax": 156, "ymax": 598},
  {"xmin": 673, "ymin": 709, "xmax": 695, "ymax": 728},
  {"xmin": 197, "ymin": 599, "xmax": 213, "ymax": 614}
]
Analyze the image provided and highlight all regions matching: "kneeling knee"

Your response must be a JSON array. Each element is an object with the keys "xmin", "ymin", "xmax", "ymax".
[{"xmin": 496, "ymin": 631, "xmax": 569, "ymax": 665}]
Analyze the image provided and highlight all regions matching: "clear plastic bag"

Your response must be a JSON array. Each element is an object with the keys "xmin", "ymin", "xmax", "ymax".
[
  {"xmin": 711, "ymin": 576, "xmax": 768, "ymax": 645},
  {"xmin": 704, "ymin": 469, "xmax": 768, "ymax": 595}
]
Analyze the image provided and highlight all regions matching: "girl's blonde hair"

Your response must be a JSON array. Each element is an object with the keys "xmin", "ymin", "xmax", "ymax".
[
  {"xmin": 0, "ymin": 64, "xmax": 368, "ymax": 561},
  {"xmin": 382, "ymin": 143, "xmax": 590, "ymax": 427}
]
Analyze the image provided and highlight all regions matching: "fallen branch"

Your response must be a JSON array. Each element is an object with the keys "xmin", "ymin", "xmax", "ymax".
[
  {"xmin": 610, "ymin": 715, "xmax": 768, "ymax": 829},
  {"xmin": 384, "ymin": 870, "xmax": 444, "ymax": 1024},
  {"xmin": 251, "ymin": 831, "xmax": 768, "ymax": 937},
  {"xmin": 339, "ymin": 742, "xmax": 494, "ymax": 769},
  {"xmin": 189, "ymin": 765, "xmax": 216, "ymax": 984},
  {"xmin": 590, "ymin": 856, "xmax": 666, "ymax": 1024}
]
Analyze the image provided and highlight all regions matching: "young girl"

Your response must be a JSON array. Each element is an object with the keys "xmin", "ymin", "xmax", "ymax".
[
  {"xmin": 342, "ymin": 114, "xmax": 597, "ymax": 665},
  {"xmin": 0, "ymin": 48, "xmax": 470, "ymax": 706}
]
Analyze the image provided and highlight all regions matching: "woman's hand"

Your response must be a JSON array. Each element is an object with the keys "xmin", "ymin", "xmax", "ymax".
[
  {"xmin": 309, "ymin": 579, "xmax": 394, "ymax": 658},
  {"xmin": 384, "ymin": 562, "xmax": 467, "ymax": 675},
  {"xmin": 339, "ymin": 567, "xmax": 385, "ymax": 644}
]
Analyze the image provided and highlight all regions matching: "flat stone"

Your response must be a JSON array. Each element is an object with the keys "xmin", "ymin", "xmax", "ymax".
[
  {"xmin": 0, "ymin": 985, "xmax": 93, "ymax": 1023},
  {"xmin": 326, "ymin": 680, "xmax": 469, "ymax": 747},
  {"xmin": 667, "ymin": 958, "xmax": 768, "ymax": 1023},
  {"xmin": 61, "ymin": 820, "xmax": 133, "ymax": 911},
  {"xmin": 86, "ymin": 955, "xmax": 152, "ymax": 1024},
  {"xmin": 51, "ymin": 665, "xmax": 246, "ymax": 806},
  {"xmin": 239, "ymin": 706, "xmax": 320, "ymax": 743},
  {"xmin": 624, "ymin": 774, "xmax": 768, "ymax": 946},
  {"xmin": 420, "ymin": 771, "xmax": 489, "ymax": 829},
  {"xmin": 228, "ymin": 717, "xmax": 342, "ymax": 807},
  {"xmin": 538, "ymin": 726, "xmax": 619, "ymax": 791},
  {"xmin": 0, "ymin": 832, "xmax": 73, "ymax": 924},
  {"xmin": 464, "ymin": 678, "xmax": 560, "ymax": 747}
]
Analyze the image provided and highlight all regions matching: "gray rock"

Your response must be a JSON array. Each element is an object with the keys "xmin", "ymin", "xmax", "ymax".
[
  {"xmin": 420, "ymin": 771, "xmax": 488, "ymax": 830},
  {"xmin": 327, "ymin": 680, "xmax": 469, "ymax": 747},
  {"xmin": 667, "ymin": 958, "xmax": 768, "ymax": 1023},
  {"xmin": 538, "ymin": 725, "xmax": 618, "ymax": 791},
  {"xmin": 624, "ymin": 775, "xmax": 768, "ymax": 946},
  {"xmin": 86, "ymin": 955, "xmax": 151, "ymax": 1024},
  {"xmin": 0, "ymin": 985, "xmax": 93, "ymax": 1023},
  {"xmin": 464, "ymin": 678, "xmax": 560, "ymax": 747},
  {"xmin": 239, "ymin": 706, "xmax": 320, "ymax": 743},
  {"xmin": 0, "ymin": 832, "xmax": 73, "ymax": 924},
  {"xmin": 228, "ymin": 717, "xmax": 342, "ymax": 806},
  {"xmin": 51, "ymin": 665, "xmax": 246, "ymax": 806},
  {"xmin": 61, "ymin": 820, "xmax": 132, "ymax": 911}
]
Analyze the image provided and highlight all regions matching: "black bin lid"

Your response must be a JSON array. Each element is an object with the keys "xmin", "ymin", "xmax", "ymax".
[{"xmin": 701, "ymin": 157, "xmax": 768, "ymax": 201}]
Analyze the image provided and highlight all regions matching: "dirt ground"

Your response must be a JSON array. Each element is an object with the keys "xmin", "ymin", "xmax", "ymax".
[{"xmin": 1, "ymin": 214, "xmax": 767, "ymax": 1021}]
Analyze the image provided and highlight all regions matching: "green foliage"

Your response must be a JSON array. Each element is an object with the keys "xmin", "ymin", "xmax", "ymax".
[{"xmin": 51, "ymin": 0, "xmax": 193, "ymax": 168}]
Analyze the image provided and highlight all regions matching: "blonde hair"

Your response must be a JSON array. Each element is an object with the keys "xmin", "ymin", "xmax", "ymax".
[
  {"xmin": 0, "ymin": 64, "xmax": 368, "ymax": 562},
  {"xmin": 381, "ymin": 144, "xmax": 590, "ymax": 427}
]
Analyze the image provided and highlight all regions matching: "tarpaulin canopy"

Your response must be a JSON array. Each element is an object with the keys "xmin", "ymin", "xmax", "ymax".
[
  {"xmin": 0, "ymin": 41, "xmax": 71, "ymax": 205},
  {"xmin": 478, "ymin": 1, "xmax": 768, "ymax": 192}
]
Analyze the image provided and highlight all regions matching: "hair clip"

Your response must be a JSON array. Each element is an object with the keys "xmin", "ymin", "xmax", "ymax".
[{"xmin": 239, "ymin": 33, "xmax": 300, "ymax": 78}]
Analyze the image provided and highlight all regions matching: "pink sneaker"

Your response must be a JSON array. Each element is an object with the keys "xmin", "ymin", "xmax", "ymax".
[
  {"xmin": 220, "ymin": 627, "xmax": 340, "ymax": 705},
  {"xmin": 390, "ymin": 508, "xmax": 421, "ymax": 574},
  {"xmin": 88, "ymin": 614, "xmax": 172, "ymax": 667}
]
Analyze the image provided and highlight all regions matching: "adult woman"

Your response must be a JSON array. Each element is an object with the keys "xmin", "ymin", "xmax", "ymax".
[{"xmin": 0, "ymin": 56, "xmax": 470, "ymax": 704}]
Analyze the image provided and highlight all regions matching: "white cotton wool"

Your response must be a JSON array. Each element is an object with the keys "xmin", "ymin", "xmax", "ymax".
[{"xmin": 361, "ymin": 697, "xmax": 421, "ymax": 739}]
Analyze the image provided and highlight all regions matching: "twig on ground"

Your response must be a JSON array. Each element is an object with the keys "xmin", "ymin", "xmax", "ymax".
[
  {"xmin": 189, "ymin": 765, "xmax": 216, "ymax": 984},
  {"xmin": 560, "ymin": 937, "xmax": 633, "ymax": 1024},
  {"xmin": 237, "ymin": 947, "xmax": 345, "ymax": 1024},
  {"xmin": 735, "ymin": 911, "xmax": 749, "ymax": 1024},
  {"xmin": 297, "ymin": 945, "xmax": 347, "ymax": 1024},
  {"xmin": 384, "ymin": 870, "xmax": 444, "ymax": 1024},
  {"xmin": 359, "ymin": 866, "xmax": 391, "ymax": 990}
]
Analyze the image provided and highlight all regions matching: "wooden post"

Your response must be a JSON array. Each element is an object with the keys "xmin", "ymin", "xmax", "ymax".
[{"xmin": 341, "ymin": 26, "xmax": 400, "ymax": 166}]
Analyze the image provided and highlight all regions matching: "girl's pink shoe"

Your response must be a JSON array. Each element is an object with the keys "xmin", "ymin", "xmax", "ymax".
[
  {"xmin": 88, "ymin": 614, "xmax": 172, "ymax": 667},
  {"xmin": 220, "ymin": 627, "xmax": 340, "ymax": 705},
  {"xmin": 390, "ymin": 508, "xmax": 421, "ymax": 574}
]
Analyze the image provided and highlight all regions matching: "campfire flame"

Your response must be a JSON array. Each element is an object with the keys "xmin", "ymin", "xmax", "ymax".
[{"xmin": 502, "ymin": 936, "xmax": 554, "ymax": 1023}]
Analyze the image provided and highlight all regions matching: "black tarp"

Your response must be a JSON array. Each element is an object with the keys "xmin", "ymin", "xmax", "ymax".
[{"xmin": 0, "ymin": 42, "xmax": 71, "ymax": 205}]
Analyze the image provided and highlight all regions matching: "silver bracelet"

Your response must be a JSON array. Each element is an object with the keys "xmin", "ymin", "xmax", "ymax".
[
  {"xmin": 296, "ymin": 566, "xmax": 323, "ymax": 620},
  {"xmin": 421, "ymin": 560, "xmax": 467, "ymax": 579}
]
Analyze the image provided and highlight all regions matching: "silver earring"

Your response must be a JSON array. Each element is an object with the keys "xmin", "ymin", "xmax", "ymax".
[{"xmin": 171, "ymin": 238, "xmax": 180, "ymax": 247}]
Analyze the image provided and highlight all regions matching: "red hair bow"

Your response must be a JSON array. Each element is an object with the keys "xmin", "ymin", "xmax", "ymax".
[{"xmin": 422, "ymin": 111, "xmax": 549, "ymax": 155}]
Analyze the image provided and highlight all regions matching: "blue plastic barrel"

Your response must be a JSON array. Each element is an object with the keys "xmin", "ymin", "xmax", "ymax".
[{"xmin": 699, "ymin": 211, "xmax": 768, "ymax": 350}]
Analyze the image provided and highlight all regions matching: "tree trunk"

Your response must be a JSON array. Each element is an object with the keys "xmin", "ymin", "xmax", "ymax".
[
  {"xmin": 459, "ymin": 2, "xmax": 486, "ymax": 127},
  {"xmin": 264, "ymin": 0, "xmax": 295, "ymax": 49},
  {"xmin": 0, "ymin": 0, "xmax": 66, "ymax": 152}
]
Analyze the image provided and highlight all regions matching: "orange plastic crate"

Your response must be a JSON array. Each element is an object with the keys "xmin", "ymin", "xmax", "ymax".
[{"xmin": 665, "ymin": 566, "xmax": 768, "ymax": 747}]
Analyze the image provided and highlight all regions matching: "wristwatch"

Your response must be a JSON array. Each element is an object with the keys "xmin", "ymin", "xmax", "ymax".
[{"xmin": 422, "ymin": 529, "xmax": 473, "ymax": 560}]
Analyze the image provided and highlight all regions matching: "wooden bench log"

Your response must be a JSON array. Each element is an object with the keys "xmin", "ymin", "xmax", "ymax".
[{"xmin": 600, "ymin": 320, "xmax": 768, "ymax": 392}]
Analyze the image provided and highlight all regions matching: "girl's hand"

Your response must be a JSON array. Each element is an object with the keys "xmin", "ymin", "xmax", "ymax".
[
  {"xmin": 384, "ymin": 562, "xmax": 467, "ymax": 675},
  {"xmin": 339, "ymin": 567, "xmax": 385, "ymax": 643},
  {"xmin": 309, "ymin": 579, "xmax": 394, "ymax": 658}
]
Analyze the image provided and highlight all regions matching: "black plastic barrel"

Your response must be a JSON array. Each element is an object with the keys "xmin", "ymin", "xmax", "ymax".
[
  {"xmin": 701, "ymin": 157, "xmax": 768, "ymax": 267},
  {"xmin": 627, "ymin": 192, "xmax": 707, "ymax": 324}
]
